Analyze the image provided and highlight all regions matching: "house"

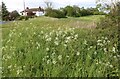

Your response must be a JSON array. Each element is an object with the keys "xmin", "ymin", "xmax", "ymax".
[{"xmin": 20, "ymin": 6, "xmax": 45, "ymax": 16}]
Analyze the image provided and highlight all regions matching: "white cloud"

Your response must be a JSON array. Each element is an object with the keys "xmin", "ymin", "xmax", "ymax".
[{"xmin": 3, "ymin": 0, "xmax": 96, "ymax": 12}]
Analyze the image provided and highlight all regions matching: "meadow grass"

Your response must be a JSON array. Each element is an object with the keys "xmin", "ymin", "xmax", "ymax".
[{"xmin": 1, "ymin": 15, "xmax": 120, "ymax": 77}]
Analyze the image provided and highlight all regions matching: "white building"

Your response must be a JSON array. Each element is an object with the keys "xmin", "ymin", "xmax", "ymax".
[{"xmin": 20, "ymin": 7, "xmax": 45, "ymax": 16}]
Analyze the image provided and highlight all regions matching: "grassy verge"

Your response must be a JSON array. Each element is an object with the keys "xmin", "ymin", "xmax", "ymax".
[{"xmin": 2, "ymin": 15, "xmax": 119, "ymax": 77}]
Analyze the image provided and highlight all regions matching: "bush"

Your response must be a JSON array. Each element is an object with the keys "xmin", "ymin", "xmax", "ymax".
[
  {"xmin": 9, "ymin": 10, "xmax": 20, "ymax": 21},
  {"xmin": 96, "ymin": 16, "xmax": 114, "ymax": 29},
  {"xmin": 45, "ymin": 8, "xmax": 66, "ymax": 18},
  {"xmin": 80, "ymin": 9, "xmax": 93, "ymax": 16},
  {"xmin": 18, "ymin": 16, "xmax": 29, "ymax": 20},
  {"xmin": 63, "ymin": 6, "xmax": 81, "ymax": 17}
]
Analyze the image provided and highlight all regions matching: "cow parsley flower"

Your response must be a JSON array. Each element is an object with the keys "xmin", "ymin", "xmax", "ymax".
[
  {"xmin": 47, "ymin": 60, "xmax": 50, "ymax": 64},
  {"xmin": 58, "ymin": 55, "xmax": 62, "ymax": 60},
  {"xmin": 54, "ymin": 41, "xmax": 59, "ymax": 46},
  {"xmin": 76, "ymin": 52, "xmax": 80, "ymax": 56},
  {"xmin": 46, "ymin": 48, "xmax": 49, "ymax": 51},
  {"xmin": 112, "ymin": 47, "xmax": 116, "ymax": 53},
  {"xmin": 52, "ymin": 60, "xmax": 56, "ymax": 64}
]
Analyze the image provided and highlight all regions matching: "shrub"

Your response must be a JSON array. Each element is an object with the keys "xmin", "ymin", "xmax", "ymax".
[
  {"xmin": 63, "ymin": 6, "xmax": 81, "ymax": 17},
  {"xmin": 96, "ymin": 16, "xmax": 115, "ymax": 29},
  {"xmin": 18, "ymin": 16, "xmax": 29, "ymax": 20},
  {"xmin": 45, "ymin": 8, "xmax": 66, "ymax": 18},
  {"xmin": 9, "ymin": 10, "xmax": 20, "ymax": 21}
]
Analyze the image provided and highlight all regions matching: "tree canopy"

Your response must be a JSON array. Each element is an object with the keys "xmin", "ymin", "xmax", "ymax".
[{"xmin": 2, "ymin": 2, "xmax": 9, "ymax": 21}]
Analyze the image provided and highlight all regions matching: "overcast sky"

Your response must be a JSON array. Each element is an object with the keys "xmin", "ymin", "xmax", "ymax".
[{"xmin": 2, "ymin": 0, "xmax": 97, "ymax": 12}]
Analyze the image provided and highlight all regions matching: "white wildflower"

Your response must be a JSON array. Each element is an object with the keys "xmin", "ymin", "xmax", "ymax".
[
  {"xmin": 54, "ymin": 41, "xmax": 59, "ymax": 46},
  {"xmin": 52, "ymin": 60, "xmax": 56, "ymax": 64},
  {"xmin": 96, "ymin": 62, "xmax": 98, "ymax": 65},
  {"xmin": 83, "ymin": 40, "xmax": 87, "ymax": 45},
  {"xmin": 65, "ymin": 40, "xmax": 69, "ymax": 43},
  {"xmin": 97, "ymin": 40, "xmax": 101, "ymax": 42},
  {"xmin": 17, "ymin": 69, "xmax": 22, "ymax": 75},
  {"xmin": 110, "ymin": 65, "xmax": 113, "ymax": 68},
  {"xmin": 104, "ymin": 48, "xmax": 107, "ymax": 52},
  {"xmin": 112, "ymin": 47, "xmax": 116, "ymax": 53},
  {"xmin": 19, "ymin": 33, "xmax": 22, "ymax": 36},
  {"xmin": 58, "ymin": 55, "xmax": 62, "ymax": 60},
  {"xmin": 8, "ymin": 65, "xmax": 12, "ymax": 69},
  {"xmin": 117, "ymin": 55, "xmax": 120, "ymax": 58},
  {"xmin": 47, "ymin": 60, "xmax": 50, "ymax": 64},
  {"xmin": 103, "ymin": 40, "xmax": 106, "ymax": 44},
  {"xmin": 76, "ymin": 52, "xmax": 80, "ymax": 56},
  {"xmin": 105, "ymin": 37, "xmax": 108, "ymax": 40},
  {"xmin": 46, "ymin": 48, "xmax": 49, "ymax": 51},
  {"xmin": 52, "ymin": 52, "xmax": 55, "ymax": 56},
  {"xmin": 9, "ymin": 33, "xmax": 12, "ymax": 37},
  {"xmin": 113, "ymin": 56, "xmax": 117, "ymax": 59},
  {"xmin": 94, "ymin": 51, "xmax": 97, "ymax": 55},
  {"xmin": 75, "ymin": 34, "xmax": 78, "ymax": 38},
  {"xmin": 7, "ymin": 55, "xmax": 11, "ymax": 59},
  {"xmin": 55, "ymin": 37, "xmax": 59, "ymax": 40},
  {"xmin": 66, "ymin": 37, "xmax": 71, "ymax": 40},
  {"xmin": 66, "ymin": 55, "xmax": 69, "ymax": 58},
  {"xmin": 107, "ymin": 40, "xmax": 110, "ymax": 43},
  {"xmin": 46, "ymin": 37, "xmax": 51, "ymax": 42},
  {"xmin": 41, "ymin": 31, "xmax": 44, "ymax": 34},
  {"xmin": 33, "ymin": 32, "xmax": 36, "ymax": 35},
  {"xmin": 23, "ymin": 66, "xmax": 26, "ymax": 68},
  {"xmin": 64, "ymin": 44, "xmax": 67, "ymax": 47},
  {"xmin": 90, "ymin": 46, "xmax": 93, "ymax": 48}
]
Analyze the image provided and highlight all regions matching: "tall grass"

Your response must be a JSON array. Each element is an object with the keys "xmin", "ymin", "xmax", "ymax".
[{"xmin": 2, "ymin": 15, "xmax": 119, "ymax": 77}]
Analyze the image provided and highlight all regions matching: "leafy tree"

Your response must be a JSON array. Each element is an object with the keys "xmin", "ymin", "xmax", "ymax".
[
  {"xmin": 44, "ymin": 0, "xmax": 53, "ymax": 9},
  {"xmin": 80, "ymin": 7, "xmax": 93, "ymax": 16},
  {"xmin": 98, "ymin": 0, "xmax": 120, "ymax": 26},
  {"xmin": 73, "ymin": 5, "xmax": 81, "ymax": 17},
  {"xmin": 45, "ymin": 8, "xmax": 66, "ymax": 18},
  {"xmin": 1, "ymin": 2, "xmax": 9, "ymax": 21},
  {"xmin": 9, "ymin": 10, "xmax": 20, "ymax": 20},
  {"xmin": 64, "ymin": 6, "xmax": 76, "ymax": 17}
]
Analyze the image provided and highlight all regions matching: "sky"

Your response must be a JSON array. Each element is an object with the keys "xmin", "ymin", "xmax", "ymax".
[{"xmin": 2, "ymin": 0, "xmax": 97, "ymax": 12}]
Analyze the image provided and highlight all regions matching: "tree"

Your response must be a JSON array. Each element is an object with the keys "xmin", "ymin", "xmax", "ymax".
[
  {"xmin": 64, "ymin": 6, "xmax": 76, "ymax": 17},
  {"xmin": 1, "ymin": 2, "xmax": 9, "ymax": 21},
  {"xmin": 9, "ymin": 10, "xmax": 20, "ymax": 20},
  {"xmin": 96, "ymin": 0, "xmax": 119, "ymax": 15},
  {"xmin": 45, "ymin": 8, "xmax": 66, "ymax": 18},
  {"xmin": 73, "ymin": 5, "xmax": 81, "ymax": 17},
  {"xmin": 96, "ymin": 0, "xmax": 120, "ymax": 29},
  {"xmin": 44, "ymin": 0, "xmax": 53, "ymax": 9}
]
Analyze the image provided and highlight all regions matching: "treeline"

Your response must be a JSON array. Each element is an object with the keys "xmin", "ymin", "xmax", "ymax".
[
  {"xmin": 45, "ymin": 5, "xmax": 105, "ymax": 18},
  {"xmin": 1, "ymin": 1, "xmax": 106, "ymax": 21}
]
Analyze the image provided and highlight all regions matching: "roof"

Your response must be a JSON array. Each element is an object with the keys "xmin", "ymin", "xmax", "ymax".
[{"xmin": 21, "ymin": 7, "xmax": 44, "ymax": 13}]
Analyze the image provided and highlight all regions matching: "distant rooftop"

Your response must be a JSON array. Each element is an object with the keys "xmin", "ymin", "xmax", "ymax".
[{"xmin": 21, "ymin": 6, "xmax": 44, "ymax": 12}]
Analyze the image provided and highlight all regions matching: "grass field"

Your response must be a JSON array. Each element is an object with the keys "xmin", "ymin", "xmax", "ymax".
[{"xmin": 1, "ymin": 15, "xmax": 120, "ymax": 77}]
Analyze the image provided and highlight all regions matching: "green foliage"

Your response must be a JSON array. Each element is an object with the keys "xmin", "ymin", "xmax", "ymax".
[
  {"xmin": 1, "ymin": 2, "xmax": 9, "ymax": 21},
  {"xmin": 45, "ymin": 5, "xmax": 106, "ymax": 18},
  {"xmin": 64, "ymin": 6, "xmax": 76, "ymax": 17},
  {"xmin": 9, "ymin": 10, "xmax": 20, "ymax": 20},
  {"xmin": 80, "ymin": 8, "xmax": 92, "ymax": 16},
  {"xmin": 63, "ymin": 5, "xmax": 81, "ymax": 17},
  {"xmin": 96, "ymin": 1, "xmax": 120, "ymax": 29},
  {"xmin": 45, "ymin": 8, "xmax": 66, "ymax": 18},
  {"xmin": 18, "ymin": 16, "xmax": 29, "ymax": 20},
  {"xmin": 97, "ymin": 16, "xmax": 114, "ymax": 29},
  {"xmin": 2, "ymin": 16, "xmax": 119, "ymax": 77}
]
